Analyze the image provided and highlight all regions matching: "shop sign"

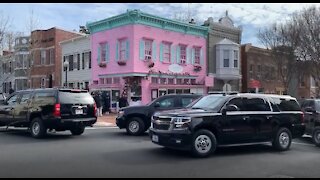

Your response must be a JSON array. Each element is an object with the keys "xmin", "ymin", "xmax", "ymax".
[
  {"xmin": 148, "ymin": 69, "xmax": 190, "ymax": 76},
  {"xmin": 168, "ymin": 64, "xmax": 183, "ymax": 73}
]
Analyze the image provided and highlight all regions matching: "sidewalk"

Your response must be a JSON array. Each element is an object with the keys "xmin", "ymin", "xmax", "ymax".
[{"xmin": 94, "ymin": 113, "xmax": 117, "ymax": 127}]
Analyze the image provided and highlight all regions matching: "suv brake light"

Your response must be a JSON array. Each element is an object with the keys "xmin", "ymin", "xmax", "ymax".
[
  {"xmin": 53, "ymin": 103, "xmax": 61, "ymax": 117},
  {"xmin": 94, "ymin": 103, "xmax": 97, "ymax": 117}
]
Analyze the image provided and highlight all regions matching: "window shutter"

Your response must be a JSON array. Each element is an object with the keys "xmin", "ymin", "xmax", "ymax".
[
  {"xmin": 159, "ymin": 43, "xmax": 163, "ymax": 62},
  {"xmin": 139, "ymin": 39, "xmax": 145, "ymax": 60},
  {"xmin": 176, "ymin": 45, "xmax": 181, "ymax": 64},
  {"xmin": 200, "ymin": 47, "xmax": 204, "ymax": 65},
  {"xmin": 152, "ymin": 41, "xmax": 156, "ymax": 61},
  {"xmin": 191, "ymin": 48, "xmax": 195, "ymax": 64},
  {"xmin": 170, "ymin": 45, "xmax": 175, "ymax": 63},
  {"xmin": 97, "ymin": 46, "xmax": 101, "ymax": 64},
  {"xmin": 106, "ymin": 43, "xmax": 109, "ymax": 62},
  {"xmin": 115, "ymin": 40, "xmax": 119, "ymax": 61},
  {"xmin": 125, "ymin": 40, "xmax": 129, "ymax": 61}
]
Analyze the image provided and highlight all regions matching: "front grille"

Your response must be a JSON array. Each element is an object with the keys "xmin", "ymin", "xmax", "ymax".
[{"xmin": 152, "ymin": 116, "xmax": 172, "ymax": 130}]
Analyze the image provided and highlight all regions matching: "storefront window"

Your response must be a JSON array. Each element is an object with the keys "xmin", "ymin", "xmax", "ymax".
[
  {"xmin": 151, "ymin": 77, "xmax": 158, "ymax": 84},
  {"xmin": 191, "ymin": 79, "xmax": 196, "ymax": 85},
  {"xmin": 113, "ymin": 77, "xmax": 120, "ymax": 84},
  {"xmin": 160, "ymin": 78, "xmax": 167, "ymax": 84},
  {"xmin": 176, "ymin": 89, "xmax": 183, "ymax": 94},
  {"xmin": 106, "ymin": 78, "xmax": 112, "ymax": 84},
  {"xmin": 176, "ymin": 79, "xmax": 182, "ymax": 85},
  {"xmin": 168, "ymin": 78, "xmax": 174, "ymax": 85},
  {"xmin": 168, "ymin": 89, "xmax": 175, "ymax": 94},
  {"xmin": 183, "ymin": 79, "xmax": 189, "ymax": 84},
  {"xmin": 99, "ymin": 78, "xmax": 104, "ymax": 84}
]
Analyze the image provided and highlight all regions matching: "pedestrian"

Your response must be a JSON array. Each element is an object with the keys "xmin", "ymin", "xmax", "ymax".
[
  {"xmin": 119, "ymin": 93, "xmax": 128, "ymax": 108},
  {"xmin": 93, "ymin": 91, "xmax": 103, "ymax": 117}
]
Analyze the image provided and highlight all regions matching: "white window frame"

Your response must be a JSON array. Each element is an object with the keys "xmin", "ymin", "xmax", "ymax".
[
  {"xmin": 41, "ymin": 50, "xmax": 46, "ymax": 65},
  {"xmin": 100, "ymin": 43, "xmax": 107, "ymax": 62},
  {"xmin": 144, "ymin": 39, "xmax": 152, "ymax": 61},
  {"xmin": 119, "ymin": 39, "xmax": 126, "ymax": 61},
  {"xmin": 163, "ymin": 42, "xmax": 171, "ymax": 63},
  {"xmin": 234, "ymin": 50, "xmax": 238, "ymax": 68},
  {"xmin": 194, "ymin": 47, "xmax": 201, "ymax": 64},
  {"xmin": 180, "ymin": 45, "xmax": 187, "ymax": 65},
  {"xmin": 223, "ymin": 50, "xmax": 229, "ymax": 68}
]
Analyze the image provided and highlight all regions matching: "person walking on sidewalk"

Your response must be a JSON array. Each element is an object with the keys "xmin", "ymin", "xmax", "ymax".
[{"xmin": 93, "ymin": 91, "xmax": 103, "ymax": 117}]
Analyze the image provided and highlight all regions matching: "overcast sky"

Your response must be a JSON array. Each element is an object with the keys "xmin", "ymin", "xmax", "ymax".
[{"xmin": 1, "ymin": 3, "xmax": 319, "ymax": 48}]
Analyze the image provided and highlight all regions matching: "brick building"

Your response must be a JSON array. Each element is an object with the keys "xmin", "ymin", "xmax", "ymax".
[{"xmin": 29, "ymin": 27, "xmax": 82, "ymax": 88}]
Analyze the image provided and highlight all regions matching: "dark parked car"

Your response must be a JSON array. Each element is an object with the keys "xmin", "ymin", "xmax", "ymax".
[
  {"xmin": 0, "ymin": 88, "xmax": 97, "ymax": 138},
  {"xmin": 116, "ymin": 94, "xmax": 201, "ymax": 135},
  {"xmin": 300, "ymin": 99, "xmax": 320, "ymax": 147},
  {"xmin": 150, "ymin": 93, "xmax": 305, "ymax": 157}
]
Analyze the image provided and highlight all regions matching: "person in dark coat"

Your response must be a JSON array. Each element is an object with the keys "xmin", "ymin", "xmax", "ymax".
[
  {"xmin": 92, "ymin": 92, "xmax": 102, "ymax": 117},
  {"xmin": 118, "ymin": 94, "xmax": 128, "ymax": 108}
]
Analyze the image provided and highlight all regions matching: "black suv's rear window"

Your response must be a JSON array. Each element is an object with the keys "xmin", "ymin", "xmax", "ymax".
[
  {"xmin": 271, "ymin": 97, "xmax": 301, "ymax": 111},
  {"xmin": 58, "ymin": 90, "xmax": 94, "ymax": 104}
]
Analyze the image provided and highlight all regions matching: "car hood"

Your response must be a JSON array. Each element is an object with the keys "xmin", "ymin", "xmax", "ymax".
[{"xmin": 153, "ymin": 108, "xmax": 218, "ymax": 117}]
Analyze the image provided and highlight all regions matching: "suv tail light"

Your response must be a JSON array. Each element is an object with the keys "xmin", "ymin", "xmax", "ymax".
[
  {"xmin": 53, "ymin": 103, "xmax": 61, "ymax": 117},
  {"xmin": 94, "ymin": 103, "xmax": 97, "ymax": 117}
]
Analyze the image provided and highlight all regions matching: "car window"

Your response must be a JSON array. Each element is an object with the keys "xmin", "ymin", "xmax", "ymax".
[
  {"xmin": 158, "ymin": 97, "xmax": 175, "ymax": 108},
  {"xmin": 227, "ymin": 97, "xmax": 245, "ymax": 111},
  {"xmin": 20, "ymin": 93, "xmax": 32, "ymax": 104},
  {"xmin": 34, "ymin": 91, "xmax": 56, "ymax": 104},
  {"xmin": 181, "ymin": 97, "xmax": 196, "ymax": 107},
  {"xmin": 244, "ymin": 97, "xmax": 271, "ymax": 111},
  {"xmin": 7, "ymin": 94, "xmax": 18, "ymax": 105},
  {"xmin": 59, "ymin": 91, "xmax": 94, "ymax": 104},
  {"xmin": 271, "ymin": 97, "xmax": 301, "ymax": 111}
]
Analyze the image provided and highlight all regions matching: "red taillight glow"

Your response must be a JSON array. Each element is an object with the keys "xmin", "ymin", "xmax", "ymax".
[
  {"xmin": 94, "ymin": 103, "xmax": 97, "ymax": 117},
  {"xmin": 53, "ymin": 103, "xmax": 61, "ymax": 117}
]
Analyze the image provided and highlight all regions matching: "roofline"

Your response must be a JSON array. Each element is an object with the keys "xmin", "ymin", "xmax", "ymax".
[{"xmin": 60, "ymin": 34, "xmax": 89, "ymax": 45}]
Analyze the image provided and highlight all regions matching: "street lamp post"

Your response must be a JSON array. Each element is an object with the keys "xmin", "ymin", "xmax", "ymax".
[{"xmin": 63, "ymin": 61, "xmax": 69, "ymax": 88}]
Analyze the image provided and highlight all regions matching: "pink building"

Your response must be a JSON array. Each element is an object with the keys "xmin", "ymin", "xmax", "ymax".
[{"xmin": 87, "ymin": 9, "xmax": 212, "ymax": 105}]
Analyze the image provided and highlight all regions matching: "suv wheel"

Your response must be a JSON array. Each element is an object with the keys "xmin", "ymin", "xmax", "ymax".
[
  {"xmin": 272, "ymin": 127, "xmax": 292, "ymax": 151},
  {"xmin": 70, "ymin": 126, "xmax": 85, "ymax": 136},
  {"xmin": 126, "ymin": 117, "xmax": 145, "ymax": 136},
  {"xmin": 30, "ymin": 118, "xmax": 47, "ymax": 138},
  {"xmin": 191, "ymin": 129, "xmax": 217, "ymax": 158},
  {"xmin": 312, "ymin": 127, "xmax": 320, "ymax": 147}
]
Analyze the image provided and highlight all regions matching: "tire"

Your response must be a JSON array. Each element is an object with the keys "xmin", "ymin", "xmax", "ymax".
[
  {"xmin": 30, "ymin": 118, "xmax": 47, "ymax": 138},
  {"xmin": 191, "ymin": 129, "xmax": 217, "ymax": 158},
  {"xmin": 70, "ymin": 126, "xmax": 85, "ymax": 136},
  {"xmin": 126, "ymin": 117, "xmax": 145, "ymax": 136},
  {"xmin": 272, "ymin": 127, "xmax": 292, "ymax": 151},
  {"xmin": 312, "ymin": 127, "xmax": 320, "ymax": 147}
]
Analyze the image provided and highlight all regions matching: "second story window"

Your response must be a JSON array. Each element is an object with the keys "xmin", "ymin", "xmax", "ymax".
[
  {"xmin": 144, "ymin": 39, "xmax": 152, "ymax": 61},
  {"xmin": 180, "ymin": 45, "xmax": 187, "ymax": 65},
  {"xmin": 249, "ymin": 64, "xmax": 254, "ymax": 79},
  {"xmin": 119, "ymin": 39, "xmax": 127, "ymax": 61},
  {"xmin": 234, "ymin": 50, "xmax": 238, "ymax": 68},
  {"xmin": 100, "ymin": 43, "xmax": 107, "ymax": 62},
  {"xmin": 194, "ymin": 47, "xmax": 201, "ymax": 64},
  {"xmin": 163, "ymin": 42, "xmax": 171, "ymax": 63},
  {"xmin": 9, "ymin": 61, "xmax": 12, "ymax": 73},
  {"xmin": 68, "ymin": 55, "xmax": 73, "ymax": 71},
  {"xmin": 223, "ymin": 50, "xmax": 229, "ymax": 67},
  {"xmin": 49, "ymin": 49, "xmax": 54, "ymax": 64},
  {"xmin": 41, "ymin": 50, "xmax": 46, "ymax": 65}
]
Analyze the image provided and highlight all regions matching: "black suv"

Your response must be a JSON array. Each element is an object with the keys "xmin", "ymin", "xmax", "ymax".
[
  {"xmin": 0, "ymin": 88, "xmax": 97, "ymax": 138},
  {"xmin": 300, "ymin": 99, "xmax": 320, "ymax": 147},
  {"xmin": 149, "ymin": 93, "xmax": 305, "ymax": 157},
  {"xmin": 116, "ymin": 94, "xmax": 201, "ymax": 135}
]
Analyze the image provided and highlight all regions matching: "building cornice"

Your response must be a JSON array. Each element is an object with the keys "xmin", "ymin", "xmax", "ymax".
[{"xmin": 87, "ymin": 9, "xmax": 209, "ymax": 38}]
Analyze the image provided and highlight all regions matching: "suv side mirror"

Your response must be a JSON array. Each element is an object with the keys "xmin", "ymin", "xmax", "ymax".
[
  {"xmin": 305, "ymin": 107, "xmax": 316, "ymax": 113},
  {"xmin": 154, "ymin": 102, "xmax": 160, "ymax": 108}
]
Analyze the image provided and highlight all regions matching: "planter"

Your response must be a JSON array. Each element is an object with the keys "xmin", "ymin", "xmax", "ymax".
[
  {"xmin": 193, "ymin": 65, "xmax": 202, "ymax": 72},
  {"xmin": 117, "ymin": 60, "xmax": 127, "ymax": 66},
  {"xmin": 99, "ymin": 62, "xmax": 107, "ymax": 67}
]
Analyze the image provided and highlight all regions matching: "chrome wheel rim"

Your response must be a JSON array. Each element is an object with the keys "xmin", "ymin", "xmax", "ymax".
[
  {"xmin": 314, "ymin": 131, "xmax": 320, "ymax": 144},
  {"xmin": 129, "ymin": 121, "xmax": 139, "ymax": 133},
  {"xmin": 32, "ymin": 122, "xmax": 40, "ymax": 135},
  {"xmin": 279, "ymin": 132, "xmax": 290, "ymax": 148},
  {"xmin": 195, "ymin": 135, "xmax": 212, "ymax": 154}
]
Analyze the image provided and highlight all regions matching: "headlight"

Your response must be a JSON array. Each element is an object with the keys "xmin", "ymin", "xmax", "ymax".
[{"xmin": 172, "ymin": 117, "xmax": 191, "ymax": 129}]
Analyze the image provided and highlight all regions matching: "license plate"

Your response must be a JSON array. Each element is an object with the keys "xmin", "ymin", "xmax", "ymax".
[
  {"xmin": 75, "ymin": 109, "xmax": 83, "ymax": 115},
  {"xmin": 152, "ymin": 135, "xmax": 159, "ymax": 142}
]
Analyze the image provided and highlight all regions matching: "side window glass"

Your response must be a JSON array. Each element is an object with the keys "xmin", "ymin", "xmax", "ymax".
[
  {"xmin": 227, "ymin": 97, "xmax": 245, "ymax": 111},
  {"xmin": 7, "ymin": 94, "xmax": 18, "ymax": 105},
  {"xmin": 181, "ymin": 97, "xmax": 194, "ymax": 107},
  {"xmin": 309, "ymin": 101, "xmax": 315, "ymax": 109},
  {"xmin": 34, "ymin": 91, "xmax": 56, "ymax": 103},
  {"xmin": 244, "ymin": 98, "xmax": 271, "ymax": 111},
  {"xmin": 159, "ymin": 98, "xmax": 175, "ymax": 108},
  {"xmin": 20, "ymin": 93, "xmax": 31, "ymax": 104}
]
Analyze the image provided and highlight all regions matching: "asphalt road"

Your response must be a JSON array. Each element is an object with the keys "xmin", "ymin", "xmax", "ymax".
[{"xmin": 0, "ymin": 127, "xmax": 319, "ymax": 178}]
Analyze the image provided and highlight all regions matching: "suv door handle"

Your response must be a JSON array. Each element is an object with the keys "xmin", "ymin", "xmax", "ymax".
[
  {"xmin": 266, "ymin": 115, "xmax": 273, "ymax": 119},
  {"xmin": 243, "ymin": 116, "xmax": 250, "ymax": 120}
]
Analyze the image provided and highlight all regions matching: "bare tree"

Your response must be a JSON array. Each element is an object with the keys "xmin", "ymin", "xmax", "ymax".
[
  {"xmin": 258, "ymin": 21, "xmax": 300, "ymax": 95},
  {"xmin": 172, "ymin": 3, "xmax": 201, "ymax": 25},
  {"xmin": 0, "ymin": 10, "xmax": 12, "ymax": 52},
  {"xmin": 25, "ymin": 8, "xmax": 40, "ymax": 35}
]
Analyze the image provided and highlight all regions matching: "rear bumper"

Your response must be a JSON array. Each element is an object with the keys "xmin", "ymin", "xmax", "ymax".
[
  {"xmin": 44, "ymin": 117, "xmax": 97, "ymax": 129},
  {"xmin": 292, "ymin": 124, "xmax": 306, "ymax": 138}
]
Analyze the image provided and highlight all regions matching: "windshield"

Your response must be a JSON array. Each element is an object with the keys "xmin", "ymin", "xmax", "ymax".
[{"xmin": 189, "ymin": 95, "xmax": 227, "ymax": 110}]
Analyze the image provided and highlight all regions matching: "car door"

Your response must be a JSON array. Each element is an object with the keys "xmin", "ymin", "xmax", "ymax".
[
  {"xmin": 0, "ymin": 93, "xmax": 19, "ymax": 125},
  {"xmin": 13, "ymin": 92, "xmax": 32, "ymax": 123},
  {"xmin": 220, "ymin": 97, "xmax": 257, "ymax": 144}
]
